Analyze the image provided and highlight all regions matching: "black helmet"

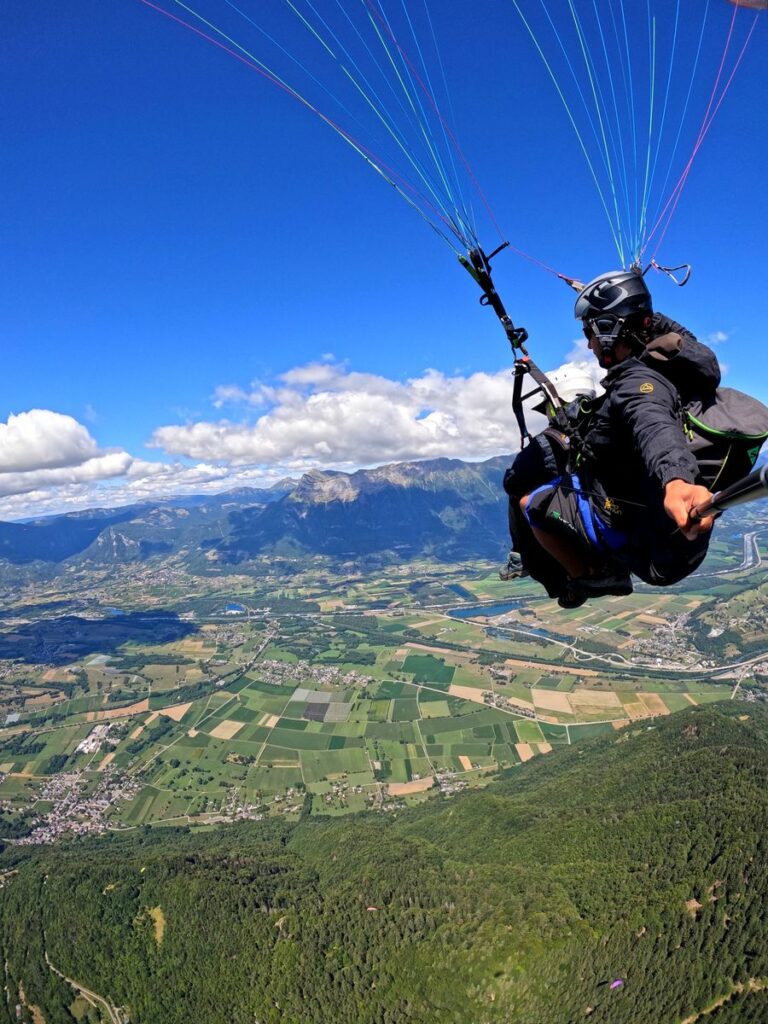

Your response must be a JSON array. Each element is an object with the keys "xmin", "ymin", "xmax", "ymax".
[
  {"xmin": 574, "ymin": 269, "xmax": 652, "ymax": 321},
  {"xmin": 574, "ymin": 269, "xmax": 653, "ymax": 368}
]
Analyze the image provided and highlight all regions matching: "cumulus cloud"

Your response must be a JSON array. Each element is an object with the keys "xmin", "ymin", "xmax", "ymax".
[
  {"xmin": 0, "ymin": 452, "xmax": 132, "ymax": 499},
  {"xmin": 0, "ymin": 410, "xmax": 100, "ymax": 473},
  {"xmin": 0, "ymin": 460, "xmax": 294, "ymax": 521},
  {"xmin": 154, "ymin": 358, "xmax": 606, "ymax": 470},
  {"xmin": 154, "ymin": 363, "xmax": 528, "ymax": 467},
  {"xmin": 0, "ymin": 409, "xmax": 139, "ymax": 518},
  {"xmin": 564, "ymin": 336, "xmax": 592, "ymax": 363}
]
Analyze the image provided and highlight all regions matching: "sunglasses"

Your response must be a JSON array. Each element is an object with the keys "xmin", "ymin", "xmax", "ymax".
[{"xmin": 583, "ymin": 315, "xmax": 623, "ymax": 341}]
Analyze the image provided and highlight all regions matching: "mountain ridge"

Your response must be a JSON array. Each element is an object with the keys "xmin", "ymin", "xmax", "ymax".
[{"xmin": 0, "ymin": 456, "xmax": 512, "ymax": 568}]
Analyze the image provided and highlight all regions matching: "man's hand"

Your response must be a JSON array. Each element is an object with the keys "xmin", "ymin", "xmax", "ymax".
[{"xmin": 663, "ymin": 479, "xmax": 715, "ymax": 539}]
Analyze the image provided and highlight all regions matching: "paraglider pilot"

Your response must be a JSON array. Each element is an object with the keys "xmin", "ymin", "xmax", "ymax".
[{"xmin": 503, "ymin": 269, "xmax": 717, "ymax": 608}]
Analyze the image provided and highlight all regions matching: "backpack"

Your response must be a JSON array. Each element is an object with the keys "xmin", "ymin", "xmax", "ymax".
[
  {"xmin": 639, "ymin": 322, "xmax": 768, "ymax": 491},
  {"xmin": 684, "ymin": 388, "xmax": 768, "ymax": 491}
]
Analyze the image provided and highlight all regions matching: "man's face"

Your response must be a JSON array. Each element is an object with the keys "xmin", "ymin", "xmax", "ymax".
[{"xmin": 583, "ymin": 322, "xmax": 632, "ymax": 368}]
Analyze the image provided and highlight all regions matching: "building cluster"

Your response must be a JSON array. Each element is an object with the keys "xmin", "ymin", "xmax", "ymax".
[
  {"xmin": 270, "ymin": 794, "xmax": 304, "ymax": 815},
  {"xmin": 75, "ymin": 723, "xmax": 120, "ymax": 755},
  {"xmin": 628, "ymin": 618, "xmax": 699, "ymax": 668},
  {"xmin": 17, "ymin": 770, "xmax": 141, "ymax": 845},
  {"xmin": 318, "ymin": 778, "xmax": 366, "ymax": 809},
  {"xmin": 218, "ymin": 784, "xmax": 265, "ymax": 822},
  {"xmin": 436, "ymin": 770, "xmax": 470, "ymax": 796},
  {"xmin": 203, "ymin": 623, "xmax": 249, "ymax": 648},
  {"xmin": 482, "ymin": 689, "xmax": 536, "ymax": 719},
  {"xmin": 258, "ymin": 658, "xmax": 373, "ymax": 689}
]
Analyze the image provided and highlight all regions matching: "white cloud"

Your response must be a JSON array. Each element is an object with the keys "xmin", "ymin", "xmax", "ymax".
[
  {"xmin": 0, "ymin": 458, "xmax": 292, "ymax": 521},
  {"xmin": 565, "ymin": 336, "xmax": 592, "ymax": 363},
  {"xmin": 154, "ymin": 357, "xmax": 607, "ymax": 471},
  {"xmin": 154, "ymin": 363, "xmax": 529, "ymax": 467},
  {"xmin": 0, "ymin": 452, "xmax": 132, "ymax": 499},
  {"xmin": 0, "ymin": 410, "xmax": 100, "ymax": 472}
]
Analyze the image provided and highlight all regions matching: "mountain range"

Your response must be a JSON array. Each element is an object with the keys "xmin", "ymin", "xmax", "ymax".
[{"xmin": 0, "ymin": 457, "xmax": 511, "ymax": 569}]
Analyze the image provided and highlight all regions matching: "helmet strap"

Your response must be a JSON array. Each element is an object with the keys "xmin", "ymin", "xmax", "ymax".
[{"xmin": 587, "ymin": 315, "xmax": 625, "ymax": 367}]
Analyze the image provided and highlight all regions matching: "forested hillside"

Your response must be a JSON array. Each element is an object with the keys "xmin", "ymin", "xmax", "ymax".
[{"xmin": 3, "ymin": 703, "xmax": 768, "ymax": 1023}]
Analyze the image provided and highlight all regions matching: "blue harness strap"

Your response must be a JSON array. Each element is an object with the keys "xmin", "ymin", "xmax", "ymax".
[
  {"xmin": 571, "ymin": 473, "xmax": 628, "ymax": 553},
  {"xmin": 524, "ymin": 473, "xmax": 628, "ymax": 555},
  {"xmin": 522, "ymin": 476, "xmax": 562, "ymax": 527}
]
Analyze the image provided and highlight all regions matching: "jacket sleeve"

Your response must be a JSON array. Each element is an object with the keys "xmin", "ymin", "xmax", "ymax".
[
  {"xmin": 650, "ymin": 312, "xmax": 721, "ymax": 394},
  {"xmin": 610, "ymin": 363, "xmax": 701, "ymax": 488},
  {"xmin": 652, "ymin": 311, "xmax": 695, "ymax": 340}
]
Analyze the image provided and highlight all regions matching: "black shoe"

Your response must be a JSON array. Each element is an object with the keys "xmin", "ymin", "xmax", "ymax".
[
  {"xmin": 572, "ymin": 573, "xmax": 633, "ymax": 598},
  {"xmin": 499, "ymin": 550, "xmax": 530, "ymax": 581},
  {"xmin": 556, "ymin": 583, "xmax": 588, "ymax": 609}
]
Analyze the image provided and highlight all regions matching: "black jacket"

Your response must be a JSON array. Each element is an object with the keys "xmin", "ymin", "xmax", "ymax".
[
  {"xmin": 579, "ymin": 316, "xmax": 721, "ymax": 505},
  {"xmin": 581, "ymin": 357, "xmax": 701, "ymax": 503}
]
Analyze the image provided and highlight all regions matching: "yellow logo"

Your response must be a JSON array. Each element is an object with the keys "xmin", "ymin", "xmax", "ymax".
[{"xmin": 640, "ymin": 382, "xmax": 654, "ymax": 394}]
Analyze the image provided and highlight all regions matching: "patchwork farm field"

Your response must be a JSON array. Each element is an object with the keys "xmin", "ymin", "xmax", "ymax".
[{"xmin": 0, "ymin": 525, "xmax": 762, "ymax": 836}]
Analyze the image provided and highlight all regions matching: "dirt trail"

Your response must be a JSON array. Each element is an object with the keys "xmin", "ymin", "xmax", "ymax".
[
  {"xmin": 680, "ymin": 978, "xmax": 767, "ymax": 1024},
  {"xmin": 19, "ymin": 982, "xmax": 45, "ymax": 1024},
  {"xmin": 45, "ymin": 954, "xmax": 124, "ymax": 1024}
]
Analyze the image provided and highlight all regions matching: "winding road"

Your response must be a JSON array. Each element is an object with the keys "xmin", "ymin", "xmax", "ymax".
[{"xmin": 46, "ymin": 953, "xmax": 125, "ymax": 1024}]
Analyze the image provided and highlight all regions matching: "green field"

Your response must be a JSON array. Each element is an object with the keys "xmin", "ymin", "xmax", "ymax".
[{"xmin": 0, "ymin": 543, "xmax": 761, "ymax": 832}]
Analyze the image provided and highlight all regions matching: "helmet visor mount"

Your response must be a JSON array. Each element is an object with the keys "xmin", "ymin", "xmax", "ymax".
[{"xmin": 584, "ymin": 314, "xmax": 625, "ymax": 368}]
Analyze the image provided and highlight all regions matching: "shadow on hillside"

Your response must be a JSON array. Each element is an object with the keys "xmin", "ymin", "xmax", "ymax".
[{"xmin": 0, "ymin": 611, "xmax": 197, "ymax": 665}]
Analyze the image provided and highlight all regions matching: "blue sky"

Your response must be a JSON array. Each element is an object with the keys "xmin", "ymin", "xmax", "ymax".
[{"xmin": 1, "ymin": 0, "xmax": 767, "ymax": 517}]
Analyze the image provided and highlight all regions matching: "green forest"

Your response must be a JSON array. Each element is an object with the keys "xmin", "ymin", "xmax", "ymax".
[{"xmin": 2, "ymin": 702, "xmax": 768, "ymax": 1023}]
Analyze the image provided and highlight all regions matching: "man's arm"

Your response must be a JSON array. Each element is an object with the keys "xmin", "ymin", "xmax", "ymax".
[
  {"xmin": 614, "ymin": 365, "xmax": 699, "ymax": 485},
  {"xmin": 663, "ymin": 479, "xmax": 715, "ymax": 538},
  {"xmin": 612, "ymin": 364, "xmax": 714, "ymax": 535}
]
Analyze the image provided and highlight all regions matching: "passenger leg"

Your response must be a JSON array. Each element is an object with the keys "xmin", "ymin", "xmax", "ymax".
[
  {"xmin": 522, "ymin": 479, "xmax": 634, "ymax": 606},
  {"xmin": 519, "ymin": 494, "xmax": 592, "ymax": 579},
  {"xmin": 502, "ymin": 435, "xmax": 567, "ymax": 594}
]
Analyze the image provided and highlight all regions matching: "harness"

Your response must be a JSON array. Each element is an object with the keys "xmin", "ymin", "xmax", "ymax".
[{"xmin": 459, "ymin": 244, "xmax": 570, "ymax": 447}]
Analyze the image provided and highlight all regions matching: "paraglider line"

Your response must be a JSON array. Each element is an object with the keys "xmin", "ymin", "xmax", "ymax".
[
  {"xmin": 421, "ymin": 0, "xmax": 476, "ymax": 236},
  {"xmin": 135, "ymin": 0, "xmax": 468, "ymax": 252},
  {"xmin": 362, "ymin": 0, "xmax": 507, "ymax": 245},
  {"xmin": 637, "ymin": 13, "xmax": 657, "ymax": 256},
  {"xmin": 398, "ymin": 0, "xmax": 475, "ymax": 241},
  {"xmin": 362, "ymin": 0, "xmax": 471, "ymax": 241},
  {"xmin": 286, "ymin": 0, "xmax": 469, "ymax": 239},
  {"xmin": 646, "ymin": 0, "xmax": 710, "ymax": 242},
  {"xmin": 649, "ymin": 2, "xmax": 742, "ymax": 246},
  {"xmin": 566, "ymin": 0, "xmax": 627, "ymax": 264},
  {"xmin": 218, "ymin": 0, "xmax": 369, "ymax": 139},
  {"xmin": 590, "ymin": 0, "xmax": 634, "ymax": 256},
  {"xmin": 645, "ymin": 10, "xmax": 758, "ymax": 255},
  {"xmin": 643, "ymin": 0, "xmax": 681, "ymax": 256},
  {"xmin": 537, "ymin": 0, "xmax": 630, "ymax": 259},
  {"xmin": 617, "ymin": 0, "xmax": 639, "ymax": 246},
  {"xmin": 510, "ymin": 0, "xmax": 626, "ymax": 264},
  {"xmin": 137, "ymin": 0, "xmax": 564, "ymax": 277}
]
